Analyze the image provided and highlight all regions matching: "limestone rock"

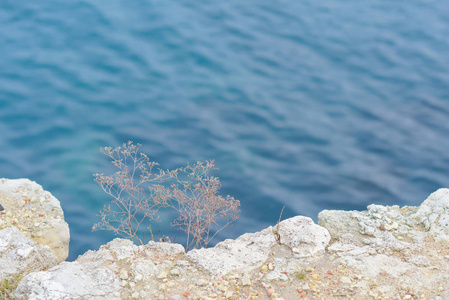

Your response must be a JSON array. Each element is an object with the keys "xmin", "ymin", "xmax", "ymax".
[
  {"xmin": 0, "ymin": 227, "xmax": 57, "ymax": 281},
  {"xmin": 318, "ymin": 210, "xmax": 361, "ymax": 242},
  {"xmin": 187, "ymin": 216, "xmax": 329, "ymax": 275},
  {"xmin": 13, "ymin": 238, "xmax": 185, "ymax": 299},
  {"xmin": 13, "ymin": 262, "xmax": 121, "ymax": 300},
  {"xmin": 0, "ymin": 178, "xmax": 70, "ymax": 262},
  {"xmin": 187, "ymin": 226, "xmax": 276, "ymax": 275},
  {"xmin": 277, "ymin": 216, "xmax": 330, "ymax": 257},
  {"xmin": 414, "ymin": 188, "xmax": 449, "ymax": 240}
]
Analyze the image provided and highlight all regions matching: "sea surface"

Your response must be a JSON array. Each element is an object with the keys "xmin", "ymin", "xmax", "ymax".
[{"xmin": 1, "ymin": 1, "xmax": 449, "ymax": 261}]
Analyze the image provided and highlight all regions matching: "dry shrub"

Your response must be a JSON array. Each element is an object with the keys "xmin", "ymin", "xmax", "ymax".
[{"xmin": 93, "ymin": 141, "xmax": 240, "ymax": 250}]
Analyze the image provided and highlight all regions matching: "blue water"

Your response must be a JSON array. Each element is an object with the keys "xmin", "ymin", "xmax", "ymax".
[{"xmin": 1, "ymin": 1, "xmax": 449, "ymax": 261}]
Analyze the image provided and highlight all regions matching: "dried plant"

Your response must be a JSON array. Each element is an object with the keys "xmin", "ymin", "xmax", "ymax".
[
  {"xmin": 93, "ymin": 141, "xmax": 240, "ymax": 250},
  {"xmin": 93, "ymin": 142, "xmax": 176, "ymax": 245},
  {"xmin": 159, "ymin": 161, "xmax": 241, "ymax": 250}
]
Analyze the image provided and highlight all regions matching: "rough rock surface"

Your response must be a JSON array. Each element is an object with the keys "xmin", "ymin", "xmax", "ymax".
[
  {"xmin": 187, "ymin": 216, "xmax": 330, "ymax": 276},
  {"xmin": 13, "ymin": 239, "xmax": 186, "ymax": 299},
  {"xmin": 0, "ymin": 178, "xmax": 70, "ymax": 262},
  {"xmin": 0, "ymin": 227, "xmax": 57, "ymax": 281},
  {"xmin": 7, "ymin": 186, "xmax": 449, "ymax": 299}
]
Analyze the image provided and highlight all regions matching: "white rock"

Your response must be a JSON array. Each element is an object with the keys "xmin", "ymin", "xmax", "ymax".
[
  {"xmin": 0, "ymin": 227, "xmax": 57, "ymax": 281},
  {"xmin": 414, "ymin": 188, "xmax": 449, "ymax": 237},
  {"xmin": 343, "ymin": 254, "xmax": 412, "ymax": 278},
  {"xmin": 187, "ymin": 216, "xmax": 329, "ymax": 275},
  {"xmin": 277, "ymin": 216, "xmax": 330, "ymax": 257},
  {"xmin": 119, "ymin": 269, "xmax": 128, "ymax": 280},
  {"xmin": 0, "ymin": 178, "xmax": 70, "ymax": 262},
  {"xmin": 145, "ymin": 240, "xmax": 185, "ymax": 256},
  {"xmin": 170, "ymin": 268, "xmax": 180, "ymax": 276},
  {"xmin": 339, "ymin": 276, "xmax": 351, "ymax": 284},
  {"xmin": 13, "ymin": 238, "xmax": 182, "ymax": 299},
  {"xmin": 13, "ymin": 262, "xmax": 121, "ymax": 300},
  {"xmin": 187, "ymin": 227, "xmax": 276, "ymax": 275},
  {"xmin": 241, "ymin": 273, "xmax": 251, "ymax": 286}
]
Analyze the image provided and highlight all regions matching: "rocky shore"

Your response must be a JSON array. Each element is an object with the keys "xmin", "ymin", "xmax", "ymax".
[{"xmin": 1, "ymin": 178, "xmax": 449, "ymax": 299}]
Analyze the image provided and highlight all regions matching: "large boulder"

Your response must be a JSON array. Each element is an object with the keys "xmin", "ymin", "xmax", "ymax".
[
  {"xmin": 0, "ymin": 227, "xmax": 57, "ymax": 281},
  {"xmin": 0, "ymin": 178, "xmax": 70, "ymax": 262}
]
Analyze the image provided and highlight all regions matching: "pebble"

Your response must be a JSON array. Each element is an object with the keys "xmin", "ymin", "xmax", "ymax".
[
  {"xmin": 159, "ymin": 284, "xmax": 167, "ymax": 291},
  {"xmin": 131, "ymin": 292, "xmax": 140, "ymax": 299},
  {"xmin": 225, "ymin": 291, "xmax": 233, "ymax": 298},
  {"xmin": 339, "ymin": 276, "xmax": 351, "ymax": 284},
  {"xmin": 119, "ymin": 269, "xmax": 128, "ymax": 280},
  {"xmin": 167, "ymin": 281, "xmax": 176, "ymax": 287},
  {"xmin": 135, "ymin": 274, "xmax": 143, "ymax": 281},
  {"xmin": 157, "ymin": 271, "xmax": 167, "ymax": 279},
  {"xmin": 217, "ymin": 284, "xmax": 228, "ymax": 292},
  {"xmin": 169, "ymin": 295, "xmax": 181, "ymax": 300},
  {"xmin": 170, "ymin": 268, "xmax": 180, "ymax": 276},
  {"xmin": 197, "ymin": 279, "xmax": 208, "ymax": 286},
  {"xmin": 242, "ymin": 273, "xmax": 251, "ymax": 286},
  {"xmin": 140, "ymin": 291, "xmax": 147, "ymax": 298}
]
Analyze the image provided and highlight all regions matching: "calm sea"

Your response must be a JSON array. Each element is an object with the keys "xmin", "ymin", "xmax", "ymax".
[{"xmin": 1, "ymin": 1, "xmax": 449, "ymax": 261}]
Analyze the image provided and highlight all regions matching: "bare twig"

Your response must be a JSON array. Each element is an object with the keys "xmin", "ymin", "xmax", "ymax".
[
  {"xmin": 93, "ymin": 141, "xmax": 240, "ymax": 251},
  {"xmin": 273, "ymin": 205, "xmax": 285, "ymax": 245}
]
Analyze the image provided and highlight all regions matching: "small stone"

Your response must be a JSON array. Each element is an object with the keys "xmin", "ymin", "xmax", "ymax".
[
  {"xmin": 340, "ymin": 276, "xmax": 351, "ymax": 284},
  {"xmin": 268, "ymin": 262, "xmax": 274, "ymax": 270},
  {"xmin": 242, "ymin": 274, "xmax": 251, "ymax": 286},
  {"xmin": 217, "ymin": 284, "xmax": 228, "ymax": 292},
  {"xmin": 170, "ymin": 268, "xmax": 180, "ymax": 276},
  {"xmin": 225, "ymin": 291, "xmax": 233, "ymax": 298},
  {"xmin": 120, "ymin": 269, "xmax": 129, "ymax": 280},
  {"xmin": 267, "ymin": 288, "xmax": 274, "ymax": 296},
  {"xmin": 121, "ymin": 280, "xmax": 127, "ymax": 287},
  {"xmin": 129, "ymin": 282, "xmax": 135, "ymax": 288},
  {"xmin": 158, "ymin": 271, "xmax": 167, "ymax": 279},
  {"xmin": 140, "ymin": 291, "xmax": 147, "ymax": 298},
  {"xmin": 169, "ymin": 295, "xmax": 181, "ymax": 300},
  {"xmin": 132, "ymin": 292, "xmax": 140, "ymax": 299},
  {"xmin": 135, "ymin": 274, "xmax": 143, "ymax": 281},
  {"xmin": 159, "ymin": 284, "xmax": 167, "ymax": 291},
  {"xmin": 261, "ymin": 265, "xmax": 268, "ymax": 271},
  {"xmin": 197, "ymin": 279, "xmax": 208, "ymax": 286},
  {"xmin": 167, "ymin": 281, "xmax": 176, "ymax": 287},
  {"xmin": 305, "ymin": 267, "xmax": 314, "ymax": 272},
  {"xmin": 404, "ymin": 295, "xmax": 412, "ymax": 300}
]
